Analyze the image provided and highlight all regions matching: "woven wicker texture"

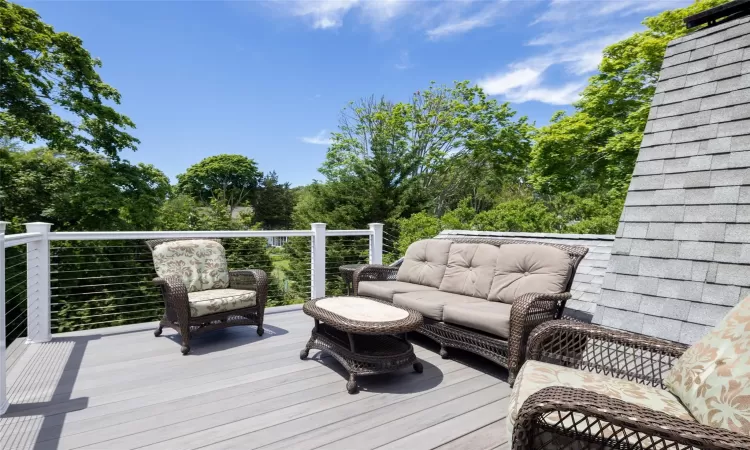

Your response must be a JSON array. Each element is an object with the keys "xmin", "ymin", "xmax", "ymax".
[
  {"xmin": 512, "ymin": 320, "xmax": 750, "ymax": 450},
  {"xmin": 352, "ymin": 237, "xmax": 588, "ymax": 384},
  {"xmin": 145, "ymin": 239, "xmax": 269, "ymax": 355},
  {"xmin": 301, "ymin": 297, "xmax": 424, "ymax": 393}
]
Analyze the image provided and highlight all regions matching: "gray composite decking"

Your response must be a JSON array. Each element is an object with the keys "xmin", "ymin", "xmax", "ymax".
[{"xmin": 1, "ymin": 306, "xmax": 512, "ymax": 450}]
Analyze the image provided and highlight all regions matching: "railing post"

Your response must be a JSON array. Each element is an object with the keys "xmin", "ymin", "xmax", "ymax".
[
  {"xmin": 369, "ymin": 223, "xmax": 384, "ymax": 265},
  {"xmin": 0, "ymin": 221, "xmax": 10, "ymax": 415},
  {"xmin": 25, "ymin": 223, "xmax": 52, "ymax": 344},
  {"xmin": 310, "ymin": 223, "xmax": 326, "ymax": 299}
]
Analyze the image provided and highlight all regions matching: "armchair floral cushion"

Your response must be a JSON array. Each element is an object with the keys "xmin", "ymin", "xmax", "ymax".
[
  {"xmin": 152, "ymin": 239, "xmax": 229, "ymax": 292},
  {"xmin": 508, "ymin": 360, "xmax": 693, "ymax": 440},
  {"xmin": 665, "ymin": 296, "xmax": 750, "ymax": 435}
]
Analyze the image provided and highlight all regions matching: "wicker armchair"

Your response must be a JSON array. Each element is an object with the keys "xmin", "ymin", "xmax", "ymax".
[
  {"xmin": 146, "ymin": 239, "xmax": 268, "ymax": 355},
  {"xmin": 352, "ymin": 238, "xmax": 588, "ymax": 385},
  {"xmin": 510, "ymin": 320, "xmax": 750, "ymax": 450}
]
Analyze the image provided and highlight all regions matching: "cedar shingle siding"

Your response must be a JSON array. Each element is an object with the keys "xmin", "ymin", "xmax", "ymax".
[{"xmin": 594, "ymin": 16, "xmax": 750, "ymax": 344}]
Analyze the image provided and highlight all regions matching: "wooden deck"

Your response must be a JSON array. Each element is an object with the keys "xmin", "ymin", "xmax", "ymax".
[{"xmin": 1, "ymin": 306, "xmax": 512, "ymax": 450}]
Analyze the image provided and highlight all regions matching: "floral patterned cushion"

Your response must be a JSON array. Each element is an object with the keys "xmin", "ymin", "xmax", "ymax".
[
  {"xmin": 188, "ymin": 289, "xmax": 256, "ymax": 317},
  {"xmin": 665, "ymin": 296, "xmax": 750, "ymax": 435},
  {"xmin": 508, "ymin": 360, "xmax": 693, "ymax": 440},
  {"xmin": 152, "ymin": 240, "xmax": 229, "ymax": 292}
]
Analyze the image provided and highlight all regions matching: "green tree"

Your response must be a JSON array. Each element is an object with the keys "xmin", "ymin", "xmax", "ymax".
[
  {"xmin": 531, "ymin": 0, "xmax": 730, "ymax": 196},
  {"xmin": 177, "ymin": 154, "xmax": 262, "ymax": 213},
  {"xmin": 253, "ymin": 171, "xmax": 295, "ymax": 229},
  {"xmin": 0, "ymin": 145, "xmax": 170, "ymax": 231},
  {"xmin": 1, "ymin": 1, "xmax": 138, "ymax": 159}
]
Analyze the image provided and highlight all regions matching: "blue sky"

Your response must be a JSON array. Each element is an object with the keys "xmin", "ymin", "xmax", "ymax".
[{"xmin": 22, "ymin": 0, "xmax": 692, "ymax": 186}]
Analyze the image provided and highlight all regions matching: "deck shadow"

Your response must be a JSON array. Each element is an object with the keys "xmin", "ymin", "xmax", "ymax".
[{"xmin": 162, "ymin": 323, "xmax": 289, "ymax": 355}]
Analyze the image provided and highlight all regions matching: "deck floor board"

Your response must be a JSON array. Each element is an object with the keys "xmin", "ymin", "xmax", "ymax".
[{"xmin": 2, "ymin": 308, "xmax": 511, "ymax": 449}]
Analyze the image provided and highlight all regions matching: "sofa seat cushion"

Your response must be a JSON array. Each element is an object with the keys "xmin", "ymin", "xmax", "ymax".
[
  {"xmin": 665, "ymin": 296, "xmax": 750, "ymax": 435},
  {"xmin": 188, "ymin": 288, "xmax": 257, "ymax": 317},
  {"xmin": 489, "ymin": 244, "xmax": 571, "ymax": 304},
  {"xmin": 357, "ymin": 280, "xmax": 438, "ymax": 302},
  {"xmin": 393, "ymin": 290, "xmax": 484, "ymax": 321},
  {"xmin": 439, "ymin": 243, "xmax": 501, "ymax": 298},
  {"xmin": 443, "ymin": 301, "xmax": 512, "ymax": 339},
  {"xmin": 508, "ymin": 360, "xmax": 693, "ymax": 441},
  {"xmin": 153, "ymin": 239, "xmax": 229, "ymax": 293},
  {"xmin": 396, "ymin": 239, "xmax": 452, "ymax": 288}
]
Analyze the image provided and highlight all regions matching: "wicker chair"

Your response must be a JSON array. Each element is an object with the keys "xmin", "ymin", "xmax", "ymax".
[
  {"xmin": 146, "ymin": 238, "xmax": 268, "ymax": 355},
  {"xmin": 352, "ymin": 237, "xmax": 589, "ymax": 385},
  {"xmin": 510, "ymin": 319, "xmax": 750, "ymax": 450}
]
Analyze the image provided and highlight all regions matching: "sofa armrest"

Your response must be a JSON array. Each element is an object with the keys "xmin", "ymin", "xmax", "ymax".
[
  {"xmin": 507, "ymin": 292, "xmax": 571, "ymax": 385},
  {"xmin": 229, "ymin": 269, "xmax": 269, "ymax": 314},
  {"xmin": 153, "ymin": 274, "xmax": 191, "ymax": 322},
  {"xmin": 527, "ymin": 320, "xmax": 688, "ymax": 388},
  {"xmin": 352, "ymin": 265, "xmax": 399, "ymax": 295},
  {"xmin": 513, "ymin": 386, "xmax": 750, "ymax": 450}
]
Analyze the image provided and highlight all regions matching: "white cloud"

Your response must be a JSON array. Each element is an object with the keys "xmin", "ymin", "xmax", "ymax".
[
  {"xmin": 394, "ymin": 50, "xmax": 411, "ymax": 70},
  {"xmin": 426, "ymin": 1, "xmax": 507, "ymax": 39},
  {"xmin": 478, "ymin": 67, "xmax": 542, "ymax": 95},
  {"xmin": 532, "ymin": 0, "xmax": 693, "ymax": 24},
  {"xmin": 269, "ymin": 0, "xmax": 513, "ymax": 38},
  {"xmin": 478, "ymin": 30, "xmax": 632, "ymax": 105},
  {"xmin": 289, "ymin": 0, "xmax": 360, "ymax": 30},
  {"xmin": 506, "ymin": 83, "xmax": 584, "ymax": 105},
  {"xmin": 301, "ymin": 130, "xmax": 332, "ymax": 145}
]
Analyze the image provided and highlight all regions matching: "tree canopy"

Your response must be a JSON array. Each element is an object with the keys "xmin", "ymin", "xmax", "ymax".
[
  {"xmin": 176, "ymin": 154, "xmax": 262, "ymax": 213},
  {"xmin": 0, "ymin": 0, "xmax": 138, "ymax": 159}
]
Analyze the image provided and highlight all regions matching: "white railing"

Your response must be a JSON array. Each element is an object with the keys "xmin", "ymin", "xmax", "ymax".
[{"xmin": 0, "ymin": 221, "xmax": 384, "ymax": 415}]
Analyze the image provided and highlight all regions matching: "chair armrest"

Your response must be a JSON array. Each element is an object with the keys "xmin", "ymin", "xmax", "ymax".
[
  {"xmin": 229, "ymin": 269, "xmax": 268, "ymax": 312},
  {"xmin": 527, "ymin": 320, "xmax": 688, "ymax": 387},
  {"xmin": 153, "ymin": 274, "xmax": 191, "ymax": 321},
  {"xmin": 352, "ymin": 265, "xmax": 399, "ymax": 295},
  {"xmin": 513, "ymin": 386, "xmax": 750, "ymax": 450},
  {"xmin": 507, "ymin": 292, "xmax": 571, "ymax": 384}
]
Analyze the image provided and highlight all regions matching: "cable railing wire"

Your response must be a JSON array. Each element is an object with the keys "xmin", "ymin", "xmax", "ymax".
[{"xmin": 49, "ymin": 236, "xmax": 313, "ymax": 332}]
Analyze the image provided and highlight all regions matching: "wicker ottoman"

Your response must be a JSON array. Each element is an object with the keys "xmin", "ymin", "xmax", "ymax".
[{"xmin": 300, "ymin": 296, "xmax": 424, "ymax": 393}]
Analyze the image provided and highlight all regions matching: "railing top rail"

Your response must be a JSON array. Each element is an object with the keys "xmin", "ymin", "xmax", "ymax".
[
  {"xmin": 46, "ymin": 228, "xmax": 374, "ymax": 241},
  {"xmin": 326, "ymin": 230, "xmax": 373, "ymax": 237},
  {"xmin": 4, "ymin": 232, "xmax": 43, "ymax": 248},
  {"xmin": 47, "ymin": 230, "xmax": 316, "ymax": 241}
]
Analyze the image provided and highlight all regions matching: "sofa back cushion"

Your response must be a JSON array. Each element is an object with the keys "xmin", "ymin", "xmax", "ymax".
[
  {"xmin": 665, "ymin": 296, "xmax": 750, "ymax": 436},
  {"xmin": 488, "ymin": 244, "xmax": 571, "ymax": 304},
  {"xmin": 439, "ymin": 243, "xmax": 501, "ymax": 298},
  {"xmin": 396, "ymin": 239, "xmax": 452, "ymax": 288},
  {"xmin": 153, "ymin": 239, "xmax": 230, "ymax": 292}
]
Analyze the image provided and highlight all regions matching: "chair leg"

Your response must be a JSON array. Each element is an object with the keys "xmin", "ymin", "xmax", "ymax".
[
  {"xmin": 180, "ymin": 324, "xmax": 191, "ymax": 355},
  {"xmin": 439, "ymin": 345, "xmax": 449, "ymax": 359}
]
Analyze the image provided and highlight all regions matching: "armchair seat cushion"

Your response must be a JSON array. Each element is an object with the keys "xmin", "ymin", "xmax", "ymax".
[
  {"xmin": 188, "ymin": 288, "xmax": 257, "ymax": 317},
  {"xmin": 443, "ymin": 301, "xmax": 512, "ymax": 339},
  {"xmin": 508, "ymin": 360, "xmax": 693, "ymax": 440},
  {"xmin": 393, "ymin": 290, "xmax": 483, "ymax": 321},
  {"xmin": 357, "ymin": 280, "xmax": 437, "ymax": 301}
]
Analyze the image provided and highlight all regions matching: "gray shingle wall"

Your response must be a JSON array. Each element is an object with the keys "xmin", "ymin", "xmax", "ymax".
[
  {"xmin": 595, "ymin": 16, "xmax": 750, "ymax": 344},
  {"xmin": 438, "ymin": 230, "xmax": 613, "ymax": 319}
]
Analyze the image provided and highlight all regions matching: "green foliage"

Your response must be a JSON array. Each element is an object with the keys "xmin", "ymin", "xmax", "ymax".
[
  {"xmin": 252, "ymin": 171, "xmax": 295, "ymax": 229},
  {"xmin": 0, "ymin": 0, "xmax": 138, "ymax": 158},
  {"xmin": 531, "ymin": 0, "xmax": 730, "ymax": 196},
  {"xmin": 176, "ymin": 154, "xmax": 262, "ymax": 212},
  {"xmin": 0, "ymin": 145, "xmax": 170, "ymax": 231}
]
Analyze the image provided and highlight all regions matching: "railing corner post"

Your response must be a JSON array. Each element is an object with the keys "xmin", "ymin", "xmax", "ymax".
[
  {"xmin": 368, "ymin": 223, "xmax": 384, "ymax": 265},
  {"xmin": 24, "ymin": 222, "xmax": 52, "ymax": 344},
  {"xmin": 0, "ymin": 221, "xmax": 9, "ymax": 415},
  {"xmin": 311, "ymin": 223, "xmax": 326, "ymax": 299}
]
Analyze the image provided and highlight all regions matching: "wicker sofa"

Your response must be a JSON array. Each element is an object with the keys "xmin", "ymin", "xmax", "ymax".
[
  {"xmin": 146, "ymin": 238, "xmax": 268, "ymax": 355},
  {"xmin": 352, "ymin": 238, "xmax": 588, "ymax": 384},
  {"xmin": 510, "ymin": 303, "xmax": 750, "ymax": 450}
]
